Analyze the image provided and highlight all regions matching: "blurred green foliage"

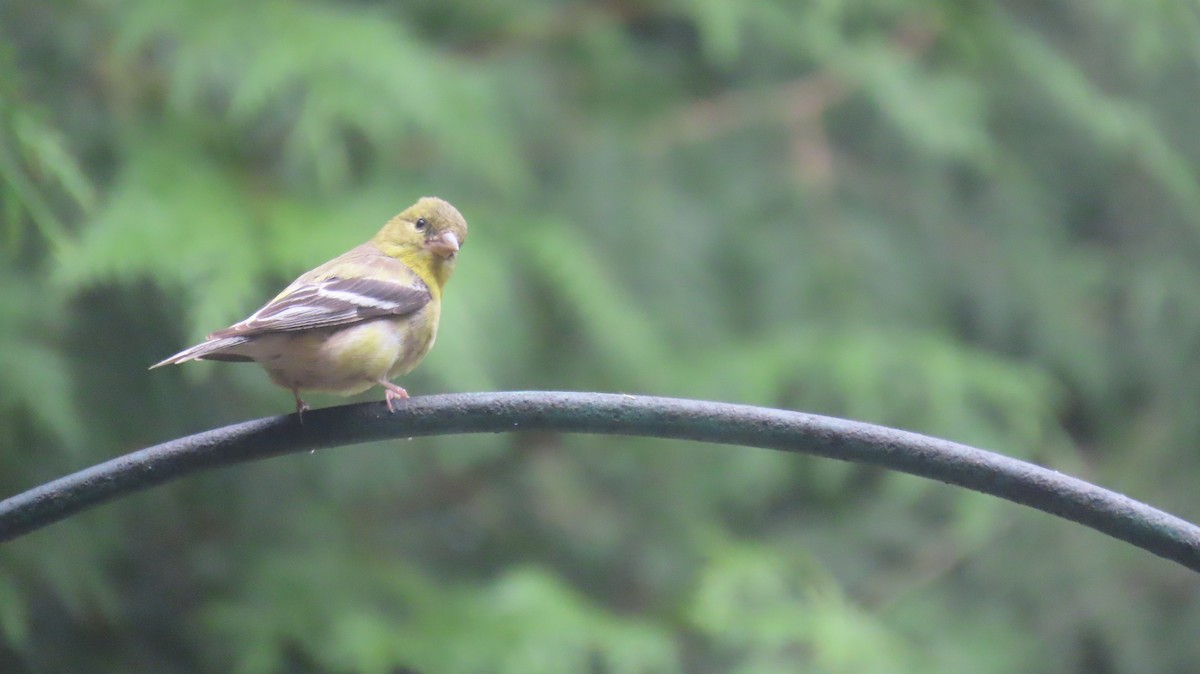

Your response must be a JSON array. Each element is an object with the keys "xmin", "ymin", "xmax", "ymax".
[{"xmin": 2, "ymin": 0, "xmax": 1200, "ymax": 671}]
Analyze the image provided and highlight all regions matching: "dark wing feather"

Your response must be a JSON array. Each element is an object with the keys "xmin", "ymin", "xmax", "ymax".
[{"xmin": 211, "ymin": 276, "xmax": 432, "ymax": 338}]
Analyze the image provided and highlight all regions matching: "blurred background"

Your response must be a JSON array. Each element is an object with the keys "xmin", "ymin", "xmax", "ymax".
[{"xmin": 2, "ymin": 0, "xmax": 1200, "ymax": 671}]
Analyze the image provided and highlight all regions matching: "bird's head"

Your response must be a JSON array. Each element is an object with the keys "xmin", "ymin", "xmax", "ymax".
[{"xmin": 374, "ymin": 196, "xmax": 469, "ymax": 290}]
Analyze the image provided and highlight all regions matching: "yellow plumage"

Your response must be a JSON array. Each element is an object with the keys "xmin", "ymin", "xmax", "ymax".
[{"xmin": 152, "ymin": 196, "xmax": 468, "ymax": 416}]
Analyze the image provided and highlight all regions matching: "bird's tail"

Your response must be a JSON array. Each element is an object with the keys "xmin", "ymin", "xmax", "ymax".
[{"xmin": 149, "ymin": 336, "xmax": 253, "ymax": 369}]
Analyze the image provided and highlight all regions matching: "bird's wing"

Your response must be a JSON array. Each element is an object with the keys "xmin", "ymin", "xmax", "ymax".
[
  {"xmin": 210, "ymin": 275, "xmax": 432, "ymax": 338},
  {"xmin": 149, "ymin": 245, "xmax": 433, "ymax": 368}
]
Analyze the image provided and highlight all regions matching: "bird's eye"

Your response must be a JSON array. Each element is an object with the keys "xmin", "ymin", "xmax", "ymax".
[{"xmin": 414, "ymin": 218, "xmax": 428, "ymax": 231}]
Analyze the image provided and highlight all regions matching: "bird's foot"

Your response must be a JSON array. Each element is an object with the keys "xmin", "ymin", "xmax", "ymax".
[
  {"xmin": 294, "ymin": 390, "xmax": 311, "ymax": 422},
  {"xmin": 380, "ymin": 381, "xmax": 409, "ymax": 413}
]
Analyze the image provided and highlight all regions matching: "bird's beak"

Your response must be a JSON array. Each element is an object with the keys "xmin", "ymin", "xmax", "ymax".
[{"xmin": 426, "ymin": 231, "xmax": 460, "ymax": 258}]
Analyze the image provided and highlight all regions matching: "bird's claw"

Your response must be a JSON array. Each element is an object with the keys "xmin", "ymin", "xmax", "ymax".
[
  {"xmin": 381, "ymin": 381, "xmax": 409, "ymax": 413},
  {"xmin": 294, "ymin": 391, "xmax": 310, "ymax": 423}
]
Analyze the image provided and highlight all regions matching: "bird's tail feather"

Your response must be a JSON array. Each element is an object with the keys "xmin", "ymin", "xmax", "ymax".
[{"xmin": 149, "ymin": 336, "xmax": 253, "ymax": 369}]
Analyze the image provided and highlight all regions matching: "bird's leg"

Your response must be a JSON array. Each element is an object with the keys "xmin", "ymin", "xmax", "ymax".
[
  {"xmin": 293, "ymin": 389, "xmax": 310, "ymax": 422},
  {"xmin": 379, "ymin": 380, "xmax": 409, "ymax": 413}
]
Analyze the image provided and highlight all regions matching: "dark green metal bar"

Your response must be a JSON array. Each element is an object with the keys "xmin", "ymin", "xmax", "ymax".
[{"xmin": 2, "ymin": 392, "xmax": 1198, "ymax": 573}]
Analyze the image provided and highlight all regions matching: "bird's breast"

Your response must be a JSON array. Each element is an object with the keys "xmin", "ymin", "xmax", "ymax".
[{"xmin": 388, "ymin": 303, "xmax": 440, "ymax": 378}]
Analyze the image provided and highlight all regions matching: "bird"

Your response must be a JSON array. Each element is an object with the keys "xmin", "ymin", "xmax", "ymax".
[{"xmin": 151, "ymin": 196, "xmax": 468, "ymax": 418}]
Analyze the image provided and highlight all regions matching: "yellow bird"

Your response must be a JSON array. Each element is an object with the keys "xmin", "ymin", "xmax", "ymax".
[{"xmin": 152, "ymin": 196, "xmax": 468, "ymax": 416}]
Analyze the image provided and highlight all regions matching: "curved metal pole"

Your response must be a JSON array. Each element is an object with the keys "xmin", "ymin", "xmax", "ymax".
[{"xmin": 1, "ymin": 392, "xmax": 1198, "ymax": 573}]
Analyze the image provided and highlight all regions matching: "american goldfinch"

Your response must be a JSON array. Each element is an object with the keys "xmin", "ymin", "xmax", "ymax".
[{"xmin": 152, "ymin": 196, "xmax": 468, "ymax": 416}]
